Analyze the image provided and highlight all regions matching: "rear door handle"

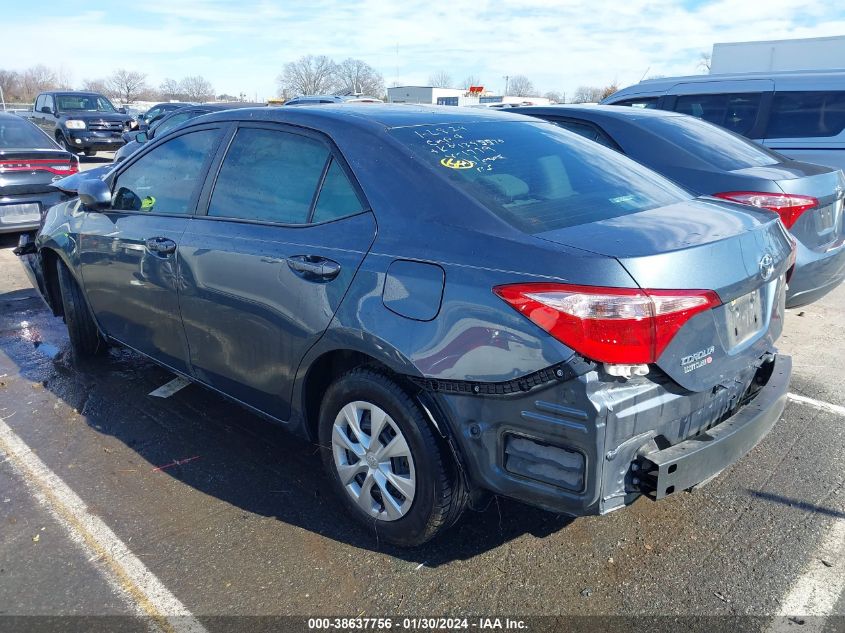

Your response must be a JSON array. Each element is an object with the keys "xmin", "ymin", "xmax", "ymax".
[
  {"xmin": 286, "ymin": 255, "xmax": 341, "ymax": 282},
  {"xmin": 145, "ymin": 236, "xmax": 177, "ymax": 255}
]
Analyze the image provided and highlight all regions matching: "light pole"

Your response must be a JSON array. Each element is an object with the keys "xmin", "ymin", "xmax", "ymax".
[
  {"xmin": 502, "ymin": 75, "xmax": 510, "ymax": 96},
  {"xmin": 0, "ymin": 85, "xmax": 5, "ymax": 111}
]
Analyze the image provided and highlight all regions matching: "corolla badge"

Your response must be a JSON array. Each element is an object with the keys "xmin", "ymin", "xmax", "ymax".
[{"xmin": 759, "ymin": 253, "xmax": 775, "ymax": 281}]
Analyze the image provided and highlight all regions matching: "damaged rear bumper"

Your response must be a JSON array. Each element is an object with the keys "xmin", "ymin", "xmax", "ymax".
[
  {"xmin": 430, "ymin": 354, "xmax": 791, "ymax": 517},
  {"xmin": 635, "ymin": 356, "xmax": 790, "ymax": 499}
]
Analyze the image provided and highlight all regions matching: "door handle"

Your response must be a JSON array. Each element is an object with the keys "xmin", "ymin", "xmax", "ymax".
[
  {"xmin": 286, "ymin": 255, "xmax": 341, "ymax": 282},
  {"xmin": 145, "ymin": 236, "xmax": 177, "ymax": 255}
]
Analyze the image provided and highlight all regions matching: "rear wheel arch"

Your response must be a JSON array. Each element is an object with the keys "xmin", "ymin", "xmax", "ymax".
[{"xmin": 300, "ymin": 349, "xmax": 413, "ymax": 443}]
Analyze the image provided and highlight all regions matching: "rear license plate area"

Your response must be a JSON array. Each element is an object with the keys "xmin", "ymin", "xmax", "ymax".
[
  {"xmin": 0, "ymin": 202, "xmax": 40, "ymax": 224},
  {"xmin": 816, "ymin": 198, "xmax": 842, "ymax": 237},
  {"xmin": 725, "ymin": 288, "xmax": 764, "ymax": 348}
]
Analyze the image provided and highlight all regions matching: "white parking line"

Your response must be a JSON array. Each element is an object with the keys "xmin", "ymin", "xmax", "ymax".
[
  {"xmin": 787, "ymin": 393, "xmax": 845, "ymax": 417},
  {"xmin": 769, "ymin": 517, "xmax": 845, "ymax": 632},
  {"xmin": 0, "ymin": 417, "xmax": 208, "ymax": 633}
]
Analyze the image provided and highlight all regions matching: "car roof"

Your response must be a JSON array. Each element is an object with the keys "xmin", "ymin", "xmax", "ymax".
[
  {"xmin": 510, "ymin": 104, "xmax": 684, "ymax": 121},
  {"xmin": 50, "ymin": 91, "xmax": 108, "ymax": 97},
  {"xmin": 635, "ymin": 68, "xmax": 845, "ymax": 86},
  {"xmin": 606, "ymin": 69, "xmax": 845, "ymax": 100},
  {"xmin": 196, "ymin": 103, "xmax": 539, "ymax": 131}
]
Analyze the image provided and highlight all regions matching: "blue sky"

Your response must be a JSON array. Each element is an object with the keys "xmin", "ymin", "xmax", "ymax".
[{"xmin": 3, "ymin": 0, "xmax": 844, "ymax": 99}]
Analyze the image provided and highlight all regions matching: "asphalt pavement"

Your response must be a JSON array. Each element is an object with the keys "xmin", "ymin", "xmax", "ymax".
[{"xmin": 0, "ymin": 160, "xmax": 842, "ymax": 631}]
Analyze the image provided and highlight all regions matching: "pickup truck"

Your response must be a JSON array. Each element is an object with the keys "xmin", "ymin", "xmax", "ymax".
[{"xmin": 22, "ymin": 91, "xmax": 133, "ymax": 156}]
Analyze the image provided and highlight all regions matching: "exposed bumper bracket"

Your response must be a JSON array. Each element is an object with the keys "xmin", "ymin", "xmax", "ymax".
[{"xmin": 636, "ymin": 356, "xmax": 791, "ymax": 500}]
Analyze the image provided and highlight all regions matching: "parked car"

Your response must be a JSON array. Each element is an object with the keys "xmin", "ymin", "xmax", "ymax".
[
  {"xmin": 510, "ymin": 105, "xmax": 845, "ymax": 308},
  {"xmin": 18, "ymin": 106, "xmax": 793, "ymax": 546},
  {"xmin": 601, "ymin": 70, "xmax": 845, "ymax": 172},
  {"xmin": 0, "ymin": 112, "xmax": 77, "ymax": 233},
  {"xmin": 114, "ymin": 103, "xmax": 265, "ymax": 163},
  {"xmin": 132, "ymin": 102, "xmax": 193, "ymax": 131},
  {"xmin": 284, "ymin": 95, "xmax": 382, "ymax": 106},
  {"xmin": 21, "ymin": 91, "xmax": 133, "ymax": 156}
]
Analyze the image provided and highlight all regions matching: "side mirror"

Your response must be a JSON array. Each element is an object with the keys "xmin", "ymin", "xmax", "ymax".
[
  {"xmin": 118, "ymin": 107, "xmax": 127, "ymax": 114},
  {"xmin": 78, "ymin": 179, "xmax": 112, "ymax": 210},
  {"xmin": 136, "ymin": 131, "xmax": 148, "ymax": 143},
  {"xmin": 40, "ymin": 106, "xmax": 52, "ymax": 114}
]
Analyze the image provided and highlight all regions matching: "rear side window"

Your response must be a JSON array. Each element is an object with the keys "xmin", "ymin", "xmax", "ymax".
[
  {"xmin": 112, "ymin": 129, "xmax": 217, "ymax": 214},
  {"xmin": 673, "ymin": 93, "xmax": 761, "ymax": 136},
  {"xmin": 643, "ymin": 115, "xmax": 779, "ymax": 171},
  {"xmin": 609, "ymin": 97, "xmax": 657, "ymax": 109},
  {"xmin": 0, "ymin": 117, "xmax": 54, "ymax": 149},
  {"xmin": 390, "ymin": 121, "xmax": 691, "ymax": 233},
  {"xmin": 549, "ymin": 119, "xmax": 618, "ymax": 150},
  {"xmin": 766, "ymin": 91, "xmax": 845, "ymax": 139},
  {"xmin": 312, "ymin": 159, "xmax": 364, "ymax": 223},
  {"xmin": 208, "ymin": 127, "xmax": 329, "ymax": 224}
]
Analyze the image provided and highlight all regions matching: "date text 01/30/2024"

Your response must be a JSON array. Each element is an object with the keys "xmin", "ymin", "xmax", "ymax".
[{"xmin": 307, "ymin": 618, "xmax": 527, "ymax": 630}]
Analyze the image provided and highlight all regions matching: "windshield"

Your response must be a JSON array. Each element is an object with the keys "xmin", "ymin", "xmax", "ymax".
[
  {"xmin": 55, "ymin": 95, "xmax": 117, "ymax": 113},
  {"xmin": 0, "ymin": 117, "xmax": 55, "ymax": 149},
  {"xmin": 389, "ymin": 120, "xmax": 691, "ymax": 233},
  {"xmin": 645, "ymin": 115, "xmax": 780, "ymax": 171}
]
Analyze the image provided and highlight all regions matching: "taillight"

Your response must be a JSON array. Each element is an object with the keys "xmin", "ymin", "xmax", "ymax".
[
  {"xmin": 494, "ymin": 283, "xmax": 721, "ymax": 364},
  {"xmin": 713, "ymin": 191, "xmax": 818, "ymax": 230},
  {"xmin": 0, "ymin": 158, "xmax": 79, "ymax": 175}
]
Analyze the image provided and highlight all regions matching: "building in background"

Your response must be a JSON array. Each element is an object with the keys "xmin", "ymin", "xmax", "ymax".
[
  {"xmin": 711, "ymin": 35, "xmax": 845, "ymax": 74},
  {"xmin": 387, "ymin": 86, "xmax": 465, "ymax": 104},
  {"xmin": 387, "ymin": 85, "xmax": 550, "ymax": 107}
]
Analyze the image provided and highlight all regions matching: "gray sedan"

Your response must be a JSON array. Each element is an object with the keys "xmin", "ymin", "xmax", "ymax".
[{"xmin": 511, "ymin": 105, "xmax": 845, "ymax": 308}]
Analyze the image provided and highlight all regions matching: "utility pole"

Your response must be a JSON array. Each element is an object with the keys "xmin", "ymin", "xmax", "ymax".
[
  {"xmin": 0, "ymin": 85, "xmax": 5, "ymax": 111},
  {"xmin": 502, "ymin": 75, "xmax": 510, "ymax": 96}
]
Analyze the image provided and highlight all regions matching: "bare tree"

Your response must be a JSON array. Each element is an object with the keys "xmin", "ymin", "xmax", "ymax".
[
  {"xmin": 106, "ymin": 69, "xmax": 148, "ymax": 103},
  {"xmin": 333, "ymin": 58, "xmax": 384, "ymax": 97},
  {"xmin": 20, "ymin": 65, "xmax": 58, "ymax": 101},
  {"xmin": 180, "ymin": 76, "xmax": 214, "ymax": 102},
  {"xmin": 278, "ymin": 55, "xmax": 337, "ymax": 96},
  {"xmin": 508, "ymin": 75, "xmax": 535, "ymax": 97},
  {"xmin": 159, "ymin": 78, "xmax": 184, "ymax": 101},
  {"xmin": 600, "ymin": 83, "xmax": 619, "ymax": 101},
  {"xmin": 462, "ymin": 75, "xmax": 481, "ymax": 89},
  {"xmin": 428, "ymin": 70, "xmax": 453, "ymax": 88},
  {"xmin": 698, "ymin": 52, "xmax": 711, "ymax": 73},
  {"xmin": 543, "ymin": 90, "xmax": 562, "ymax": 103},
  {"xmin": 572, "ymin": 85, "xmax": 604, "ymax": 103},
  {"xmin": 0, "ymin": 69, "xmax": 21, "ymax": 103},
  {"xmin": 82, "ymin": 78, "xmax": 109, "ymax": 94}
]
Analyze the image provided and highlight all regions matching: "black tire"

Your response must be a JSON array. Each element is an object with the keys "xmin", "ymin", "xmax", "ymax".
[
  {"xmin": 56, "ymin": 260, "xmax": 106, "ymax": 358},
  {"xmin": 84, "ymin": 149, "xmax": 97, "ymax": 157},
  {"xmin": 56, "ymin": 134, "xmax": 78, "ymax": 155},
  {"xmin": 319, "ymin": 367, "xmax": 467, "ymax": 547}
]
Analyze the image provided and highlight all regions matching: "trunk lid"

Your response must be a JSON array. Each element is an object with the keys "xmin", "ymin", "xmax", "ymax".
[
  {"xmin": 768, "ymin": 165, "xmax": 845, "ymax": 252},
  {"xmin": 0, "ymin": 149, "xmax": 78, "ymax": 195},
  {"xmin": 537, "ymin": 198, "xmax": 793, "ymax": 391}
]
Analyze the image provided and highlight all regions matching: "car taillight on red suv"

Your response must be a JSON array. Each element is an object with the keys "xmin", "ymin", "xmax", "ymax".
[
  {"xmin": 713, "ymin": 192, "xmax": 818, "ymax": 230},
  {"xmin": 494, "ymin": 283, "xmax": 721, "ymax": 364}
]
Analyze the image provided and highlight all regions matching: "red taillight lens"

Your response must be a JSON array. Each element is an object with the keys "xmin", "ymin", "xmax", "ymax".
[
  {"xmin": 494, "ymin": 283, "xmax": 721, "ymax": 364},
  {"xmin": 713, "ymin": 191, "xmax": 818, "ymax": 230},
  {"xmin": 0, "ymin": 158, "xmax": 79, "ymax": 175}
]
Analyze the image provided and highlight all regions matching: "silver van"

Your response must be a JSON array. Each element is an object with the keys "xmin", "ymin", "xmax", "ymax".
[{"xmin": 602, "ymin": 70, "xmax": 845, "ymax": 172}]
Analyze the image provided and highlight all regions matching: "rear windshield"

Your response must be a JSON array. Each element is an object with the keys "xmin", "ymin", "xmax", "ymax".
[
  {"xmin": 389, "ymin": 121, "xmax": 691, "ymax": 233},
  {"xmin": 643, "ymin": 115, "xmax": 780, "ymax": 171},
  {"xmin": 55, "ymin": 94, "xmax": 116, "ymax": 113},
  {"xmin": 0, "ymin": 116, "xmax": 54, "ymax": 149}
]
